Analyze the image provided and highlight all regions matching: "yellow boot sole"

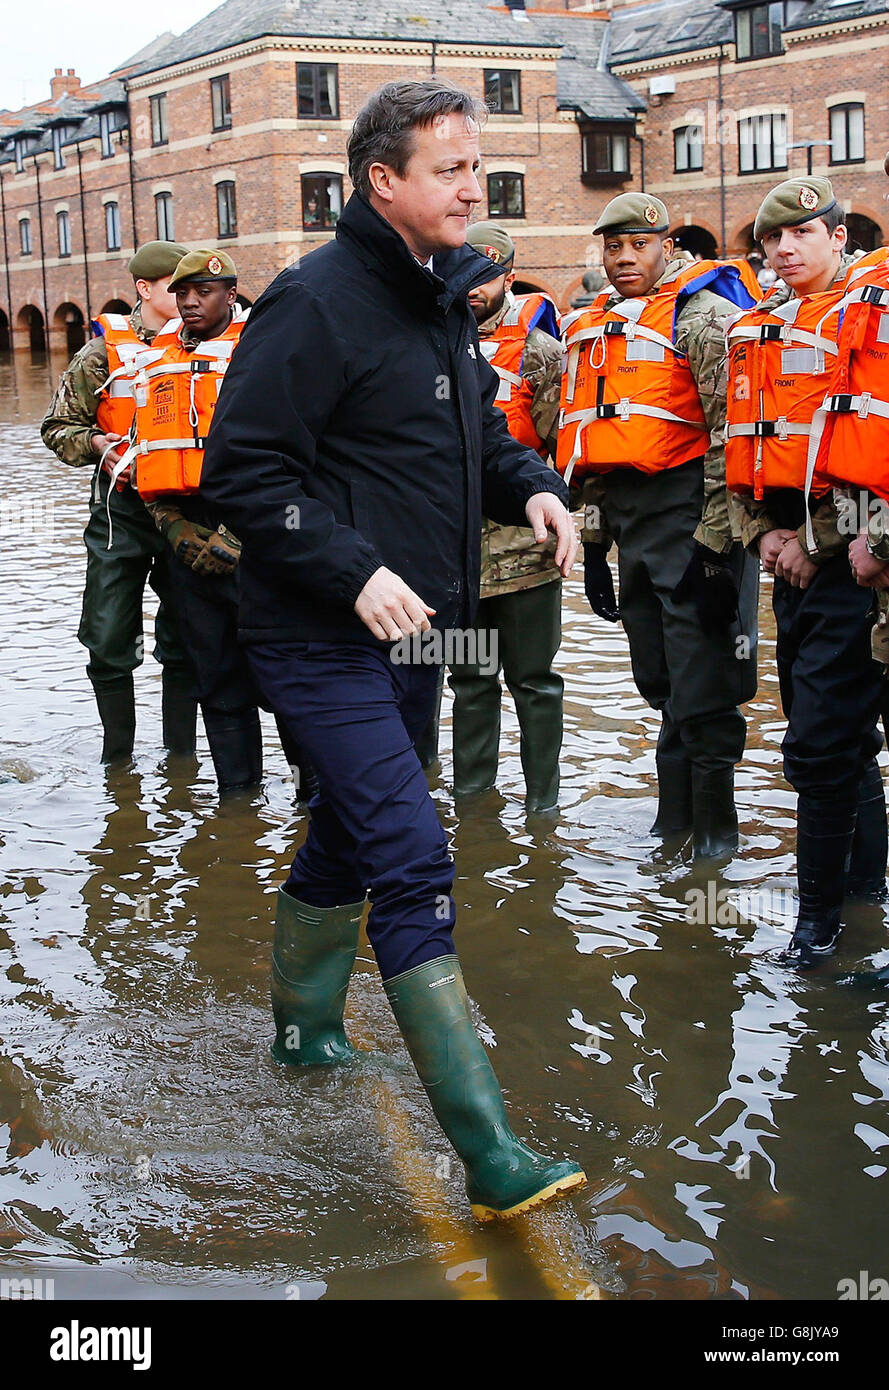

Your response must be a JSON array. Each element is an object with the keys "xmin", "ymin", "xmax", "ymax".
[{"xmin": 470, "ymin": 1168, "xmax": 587, "ymax": 1223}]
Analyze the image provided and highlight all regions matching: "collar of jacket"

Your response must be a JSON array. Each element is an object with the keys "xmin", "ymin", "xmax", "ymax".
[
  {"xmin": 762, "ymin": 250, "xmax": 856, "ymax": 309},
  {"xmin": 128, "ymin": 301, "xmax": 154, "ymax": 345},
  {"xmin": 602, "ymin": 251, "xmax": 695, "ymax": 309},
  {"xmin": 336, "ymin": 193, "xmax": 500, "ymax": 312},
  {"xmin": 477, "ymin": 287, "xmax": 515, "ymax": 339}
]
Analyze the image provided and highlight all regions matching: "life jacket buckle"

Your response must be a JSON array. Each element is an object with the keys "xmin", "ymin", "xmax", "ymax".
[
  {"xmin": 603, "ymin": 321, "xmax": 626, "ymax": 336},
  {"xmin": 760, "ymin": 324, "xmax": 782, "ymax": 342},
  {"xmin": 828, "ymin": 394, "xmax": 854, "ymax": 413},
  {"xmin": 776, "ymin": 416, "xmax": 789, "ymax": 441},
  {"xmin": 191, "ymin": 359, "xmax": 212, "ymax": 373},
  {"xmin": 862, "ymin": 284, "xmax": 889, "ymax": 307},
  {"xmin": 618, "ymin": 397, "xmax": 631, "ymax": 422},
  {"xmin": 857, "ymin": 392, "xmax": 872, "ymax": 419},
  {"xmin": 595, "ymin": 402, "xmax": 617, "ymax": 420}
]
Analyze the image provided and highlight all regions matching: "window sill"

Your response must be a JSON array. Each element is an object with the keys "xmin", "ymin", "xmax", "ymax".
[{"xmin": 830, "ymin": 157, "xmax": 866, "ymax": 166}]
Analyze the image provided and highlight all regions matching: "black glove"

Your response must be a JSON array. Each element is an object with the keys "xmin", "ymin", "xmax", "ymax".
[
  {"xmin": 583, "ymin": 542, "xmax": 619, "ymax": 622},
  {"xmin": 673, "ymin": 542, "xmax": 739, "ymax": 636}
]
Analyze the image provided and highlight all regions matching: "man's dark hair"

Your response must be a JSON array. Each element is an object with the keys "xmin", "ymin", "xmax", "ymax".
[
  {"xmin": 818, "ymin": 203, "xmax": 846, "ymax": 235},
  {"xmin": 348, "ymin": 80, "xmax": 486, "ymax": 199}
]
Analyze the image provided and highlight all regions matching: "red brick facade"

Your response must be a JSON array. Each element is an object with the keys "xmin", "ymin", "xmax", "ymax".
[{"xmin": 1, "ymin": 3, "xmax": 887, "ymax": 354}]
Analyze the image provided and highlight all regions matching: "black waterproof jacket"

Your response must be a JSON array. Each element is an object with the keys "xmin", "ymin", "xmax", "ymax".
[{"xmin": 199, "ymin": 193, "xmax": 568, "ymax": 645}]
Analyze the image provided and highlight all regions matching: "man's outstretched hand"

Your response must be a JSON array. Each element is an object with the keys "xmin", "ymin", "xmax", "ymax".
[
  {"xmin": 525, "ymin": 491, "xmax": 578, "ymax": 577},
  {"xmin": 355, "ymin": 566, "xmax": 435, "ymax": 642}
]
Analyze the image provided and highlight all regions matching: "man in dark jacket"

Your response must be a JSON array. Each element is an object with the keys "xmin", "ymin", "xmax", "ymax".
[{"xmin": 201, "ymin": 80, "xmax": 585, "ymax": 1223}]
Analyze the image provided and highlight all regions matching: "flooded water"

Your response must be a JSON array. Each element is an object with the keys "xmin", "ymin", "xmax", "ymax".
[{"xmin": 1, "ymin": 352, "xmax": 887, "ymax": 1303}]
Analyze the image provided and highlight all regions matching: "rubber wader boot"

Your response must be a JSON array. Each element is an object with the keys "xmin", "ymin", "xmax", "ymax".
[
  {"xmin": 518, "ymin": 691, "xmax": 561, "ymax": 814},
  {"xmin": 451, "ymin": 673, "xmax": 500, "ymax": 798},
  {"xmin": 650, "ymin": 752, "xmax": 693, "ymax": 837},
  {"xmin": 202, "ymin": 706, "xmax": 263, "ymax": 794},
  {"xmin": 384, "ymin": 956, "xmax": 586, "ymax": 1222},
  {"xmin": 93, "ymin": 675, "xmax": 136, "ymax": 764},
  {"xmin": 270, "ymin": 888, "xmax": 363, "ymax": 1064},
  {"xmin": 691, "ymin": 765, "xmax": 739, "ymax": 860},
  {"xmin": 783, "ymin": 795, "xmax": 856, "ymax": 968},
  {"xmin": 414, "ymin": 666, "xmax": 444, "ymax": 771},
  {"xmin": 161, "ymin": 668, "xmax": 198, "ymax": 756},
  {"xmin": 846, "ymin": 759, "xmax": 888, "ymax": 901}
]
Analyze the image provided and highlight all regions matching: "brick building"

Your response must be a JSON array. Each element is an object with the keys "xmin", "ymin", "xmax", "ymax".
[
  {"xmin": 0, "ymin": 0, "xmax": 886, "ymax": 354},
  {"xmin": 608, "ymin": 0, "xmax": 889, "ymax": 261}
]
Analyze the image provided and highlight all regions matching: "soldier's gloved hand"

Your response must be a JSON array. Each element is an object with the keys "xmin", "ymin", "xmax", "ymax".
[
  {"xmin": 191, "ymin": 523, "xmax": 241, "ymax": 577},
  {"xmin": 165, "ymin": 518, "xmax": 214, "ymax": 568},
  {"xmin": 673, "ymin": 542, "xmax": 739, "ymax": 636},
  {"xmin": 583, "ymin": 542, "xmax": 619, "ymax": 622}
]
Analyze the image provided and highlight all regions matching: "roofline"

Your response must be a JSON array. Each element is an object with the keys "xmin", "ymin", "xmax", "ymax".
[{"xmin": 132, "ymin": 27, "xmax": 561, "ymax": 80}]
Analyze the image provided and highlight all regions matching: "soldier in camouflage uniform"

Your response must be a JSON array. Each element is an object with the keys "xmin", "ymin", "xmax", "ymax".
[
  {"xmin": 419, "ymin": 224, "xmax": 565, "ymax": 812},
  {"xmin": 41, "ymin": 241, "xmax": 198, "ymax": 763},
  {"xmin": 565, "ymin": 193, "xmax": 759, "ymax": 858},
  {"xmin": 728, "ymin": 178, "xmax": 886, "ymax": 967}
]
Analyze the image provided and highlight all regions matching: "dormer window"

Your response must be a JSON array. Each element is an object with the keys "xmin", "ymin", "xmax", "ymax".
[
  {"xmin": 52, "ymin": 125, "xmax": 66, "ymax": 169},
  {"xmin": 735, "ymin": 2, "xmax": 784, "ymax": 60}
]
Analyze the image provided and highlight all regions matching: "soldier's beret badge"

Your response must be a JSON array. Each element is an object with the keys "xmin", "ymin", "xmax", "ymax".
[
  {"xmin": 798, "ymin": 186, "xmax": 819, "ymax": 212},
  {"xmin": 207, "ymin": 254, "xmax": 223, "ymax": 274},
  {"xmin": 643, "ymin": 204, "xmax": 659, "ymax": 225}
]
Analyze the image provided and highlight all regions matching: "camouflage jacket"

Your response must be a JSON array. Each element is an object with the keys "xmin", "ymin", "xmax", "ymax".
[
  {"xmin": 575, "ymin": 252, "xmax": 739, "ymax": 555},
  {"xmin": 730, "ymin": 255, "xmax": 856, "ymax": 563},
  {"xmin": 479, "ymin": 293, "xmax": 562, "ymax": 599}
]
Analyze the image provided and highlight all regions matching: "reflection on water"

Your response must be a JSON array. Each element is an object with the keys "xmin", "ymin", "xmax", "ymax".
[{"xmin": 0, "ymin": 354, "xmax": 887, "ymax": 1300}]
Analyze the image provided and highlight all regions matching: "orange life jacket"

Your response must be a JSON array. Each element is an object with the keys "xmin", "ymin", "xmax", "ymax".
[
  {"xmin": 93, "ymin": 312, "xmax": 143, "ymax": 437},
  {"xmin": 725, "ymin": 250, "xmax": 889, "ymax": 501},
  {"xmin": 557, "ymin": 260, "xmax": 754, "ymax": 483},
  {"xmin": 122, "ymin": 312, "xmax": 246, "ymax": 501},
  {"xmin": 807, "ymin": 248, "xmax": 889, "ymax": 500},
  {"xmin": 479, "ymin": 292, "xmax": 560, "ymax": 456}
]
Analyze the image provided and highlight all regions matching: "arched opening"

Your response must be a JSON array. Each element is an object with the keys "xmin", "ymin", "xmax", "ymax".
[
  {"xmin": 99, "ymin": 297, "xmax": 132, "ymax": 316},
  {"xmin": 732, "ymin": 221, "xmax": 757, "ymax": 255},
  {"xmin": 0, "ymin": 307, "xmax": 10, "ymax": 353},
  {"xmin": 17, "ymin": 304, "xmax": 46, "ymax": 354},
  {"xmin": 846, "ymin": 213, "xmax": 882, "ymax": 255},
  {"xmin": 671, "ymin": 224, "xmax": 718, "ymax": 260},
  {"xmin": 53, "ymin": 301, "xmax": 86, "ymax": 356},
  {"xmin": 235, "ymin": 292, "xmax": 253, "ymax": 310}
]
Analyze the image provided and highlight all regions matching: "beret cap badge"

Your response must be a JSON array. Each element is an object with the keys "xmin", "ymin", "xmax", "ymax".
[
  {"xmin": 643, "ymin": 204, "xmax": 659, "ymax": 225},
  {"xmin": 798, "ymin": 186, "xmax": 819, "ymax": 211},
  {"xmin": 207, "ymin": 255, "xmax": 223, "ymax": 275}
]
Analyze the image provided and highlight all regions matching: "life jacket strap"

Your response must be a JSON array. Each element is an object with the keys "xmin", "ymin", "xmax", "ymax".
[{"xmin": 725, "ymin": 419, "xmax": 812, "ymax": 440}]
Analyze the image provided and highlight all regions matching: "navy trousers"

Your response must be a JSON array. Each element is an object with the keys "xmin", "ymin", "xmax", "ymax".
[
  {"xmin": 773, "ymin": 556, "xmax": 882, "ymax": 799},
  {"xmin": 247, "ymin": 641, "xmax": 457, "ymax": 981}
]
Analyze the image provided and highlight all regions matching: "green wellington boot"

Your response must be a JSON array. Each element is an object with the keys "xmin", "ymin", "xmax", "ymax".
[
  {"xmin": 161, "ymin": 668, "xmax": 198, "ymax": 756},
  {"xmin": 92, "ymin": 674, "xmax": 137, "ymax": 764},
  {"xmin": 384, "ymin": 956, "xmax": 586, "ymax": 1222},
  {"xmin": 270, "ymin": 888, "xmax": 364, "ymax": 1065}
]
